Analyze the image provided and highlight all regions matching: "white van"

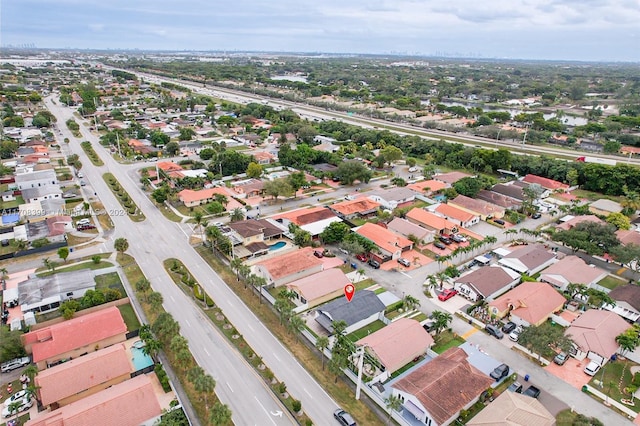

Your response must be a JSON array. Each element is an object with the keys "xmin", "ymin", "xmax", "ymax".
[{"xmin": 77, "ymin": 218, "xmax": 91, "ymax": 226}]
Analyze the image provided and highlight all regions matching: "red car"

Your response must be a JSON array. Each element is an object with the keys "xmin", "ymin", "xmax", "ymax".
[
  {"xmin": 438, "ymin": 289, "xmax": 458, "ymax": 301},
  {"xmin": 356, "ymin": 253, "xmax": 368, "ymax": 262}
]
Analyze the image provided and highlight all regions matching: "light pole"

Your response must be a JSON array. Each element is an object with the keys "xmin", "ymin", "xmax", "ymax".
[
  {"xmin": 495, "ymin": 128, "xmax": 502, "ymax": 149},
  {"xmin": 355, "ymin": 345, "xmax": 368, "ymax": 400},
  {"xmin": 522, "ymin": 127, "xmax": 529, "ymax": 146}
]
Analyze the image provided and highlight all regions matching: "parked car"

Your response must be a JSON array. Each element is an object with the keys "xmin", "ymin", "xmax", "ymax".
[
  {"xmin": 433, "ymin": 241, "xmax": 446, "ymax": 250},
  {"xmin": 451, "ymin": 234, "xmax": 467, "ymax": 243},
  {"xmin": 507, "ymin": 381, "xmax": 523, "ymax": 393},
  {"xmin": 509, "ymin": 327, "xmax": 522, "ymax": 342},
  {"xmin": 313, "ymin": 250, "xmax": 324, "ymax": 258},
  {"xmin": 502, "ymin": 321, "xmax": 517, "ymax": 333},
  {"xmin": 77, "ymin": 218, "xmax": 91, "ymax": 226},
  {"xmin": 356, "ymin": 253, "xmax": 368, "ymax": 262},
  {"xmin": 490, "ymin": 364, "xmax": 510, "ymax": 381},
  {"xmin": 486, "ymin": 324, "xmax": 504, "ymax": 339},
  {"xmin": 2, "ymin": 397, "xmax": 33, "ymax": 418},
  {"xmin": 77, "ymin": 224, "xmax": 96, "ymax": 231},
  {"xmin": 493, "ymin": 219, "xmax": 506, "ymax": 225},
  {"xmin": 584, "ymin": 361, "xmax": 601, "ymax": 376},
  {"xmin": 532, "ymin": 212, "xmax": 542, "ymax": 219},
  {"xmin": 397, "ymin": 258, "xmax": 411, "ymax": 267},
  {"xmin": 368, "ymin": 259, "xmax": 380, "ymax": 269},
  {"xmin": 523, "ymin": 386, "xmax": 541, "ymax": 398},
  {"xmin": 439, "ymin": 236, "xmax": 453, "ymax": 245},
  {"xmin": 438, "ymin": 289, "xmax": 458, "ymax": 301},
  {"xmin": 334, "ymin": 408, "xmax": 357, "ymax": 426},
  {"xmin": 553, "ymin": 352, "xmax": 569, "ymax": 366},
  {"xmin": 79, "ymin": 180, "xmax": 86, "ymax": 186},
  {"xmin": 3, "ymin": 390, "xmax": 27, "ymax": 406},
  {"xmin": 1, "ymin": 357, "xmax": 30, "ymax": 373}
]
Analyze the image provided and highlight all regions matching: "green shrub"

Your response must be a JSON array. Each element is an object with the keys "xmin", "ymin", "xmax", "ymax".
[
  {"xmin": 205, "ymin": 294, "xmax": 215, "ymax": 307},
  {"xmin": 154, "ymin": 364, "xmax": 172, "ymax": 392},
  {"xmin": 292, "ymin": 399, "xmax": 301, "ymax": 413},
  {"xmin": 193, "ymin": 285, "xmax": 204, "ymax": 301}
]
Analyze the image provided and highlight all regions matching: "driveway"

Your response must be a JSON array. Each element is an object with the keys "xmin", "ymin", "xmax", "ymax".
[{"xmin": 545, "ymin": 357, "xmax": 592, "ymax": 390}]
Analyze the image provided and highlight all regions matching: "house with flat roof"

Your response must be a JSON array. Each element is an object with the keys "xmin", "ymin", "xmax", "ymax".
[
  {"xmin": 329, "ymin": 198, "xmax": 381, "ymax": 220},
  {"xmin": 565, "ymin": 310, "xmax": 631, "ymax": 365},
  {"xmin": 286, "ymin": 268, "xmax": 351, "ymax": 310},
  {"xmin": 357, "ymin": 318, "xmax": 434, "ymax": 380},
  {"xmin": 391, "ymin": 347, "xmax": 493, "ymax": 426},
  {"xmin": 272, "ymin": 206, "xmax": 342, "ymax": 237},
  {"xmin": 467, "ymin": 391, "xmax": 554, "ymax": 426},
  {"xmin": 433, "ymin": 171, "xmax": 472, "ymax": 186},
  {"xmin": 589, "ymin": 199, "xmax": 623, "ymax": 216},
  {"xmin": 21, "ymin": 185, "xmax": 63, "ymax": 203},
  {"xmin": 22, "ymin": 306, "xmax": 128, "ymax": 370},
  {"xmin": 386, "ymin": 217, "xmax": 435, "ymax": 245},
  {"xmin": 498, "ymin": 244, "xmax": 556, "ymax": 275},
  {"xmin": 453, "ymin": 265, "xmax": 521, "ymax": 302},
  {"xmin": 25, "ymin": 374, "xmax": 163, "ymax": 426},
  {"xmin": 522, "ymin": 174, "xmax": 569, "ymax": 192},
  {"xmin": 406, "ymin": 208, "xmax": 459, "ymax": 235},
  {"xmin": 14, "ymin": 169, "xmax": 58, "ymax": 190},
  {"xmin": 356, "ymin": 222, "xmax": 413, "ymax": 262},
  {"xmin": 449, "ymin": 195, "xmax": 505, "ymax": 221},
  {"xmin": 605, "ymin": 285, "xmax": 640, "ymax": 323},
  {"xmin": 539, "ymin": 255, "xmax": 607, "ymax": 292},
  {"xmin": 253, "ymin": 246, "xmax": 324, "ymax": 287},
  {"xmin": 434, "ymin": 203, "xmax": 479, "ymax": 228},
  {"xmin": 367, "ymin": 187, "xmax": 416, "ymax": 210},
  {"xmin": 315, "ymin": 290, "xmax": 385, "ymax": 335},
  {"xmin": 35, "ymin": 343, "xmax": 132, "ymax": 409},
  {"xmin": 489, "ymin": 281, "xmax": 566, "ymax": 327},
  {"xmin": 18, "ymin": 270, "xmax": 96, "ymax": 314}
]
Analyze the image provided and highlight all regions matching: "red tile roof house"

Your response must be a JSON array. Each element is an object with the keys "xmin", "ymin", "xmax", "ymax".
[
  {"xmin": 391, "ymin": 347, "xmax": 493, "ymax": 426},
  {"xmin": 406, "ymin": 208, "xmax": 459, "ymax": 236},
  {"xmin": 449, "ymin": 194, "xmax": 505, "ymax": 221},
  {"xmin": 498, "ymin": 244, "xmax": 557, "ymax": 275},
  {"xmin": 329, "ymin": 198, "xmax": 381, "ymax": 220},
  {"xmin": 407, "ymin": 179, "xmax": 447, "ymax": 196},
  {"xmin": 522, "ymin": 174, "xmax": 570, "ymax": 193},
  {"xmin": 488, "ymin": 281, "xmax": 566, "ymax": 327},
  {"xmin": 434, "ymin": 203, "xmax": 480, "ymax": 228},
  {"xmin": 539, "ymin": 255, "xmax": 608, "ymax": 292},
  {"xmin": 35, "ymin": 343, "xmax": 132, "ymax": 409},
  {"xmin": 565, "ymin": 309, "xmax": 631, "ymax": 366},
  {"xmin": 253, "ymin": 151, "xmax": 276, "ymax": 165},
  {"xmin": 356, "ymin": 222, "xmax": 413, "ymax": 263},
  {"xmin": 605, "ymin": 285, "xmax": 640, "ymax": 323},
  {"xmin": 272, "ymin": 206, "xmax": 343, "ymax": 237},
  {"xmin": 232, "ymin": 178, "xmax": 265, "ymax": 198},
  {"xmin": 433, "ymin": 171, "xmax": 472, "ymax": 186},
  {"xmin": 286, "ymin": 268, "xmax": 351, "ymax": 311},
  {"xmin": 357, "ymin": 318, "xmax": 434, "ymax": 381},
  {"xmin": 616, "ymin": 229, "xmax": 640, "ymax": 246},
  {"xmin": 556, "ymin": 214, "xmax": 604, "ymax": 231},
  {"xmin": 178, "ymin": 187, "xmax": 242, "ymax": 210},
  {"xmin": 22, "ymin": 306, "xmax": 128, "ymax": 370},
  {"xmin": 25, "ymin": 374, "xmax": 162, "ymax": 426},
  {"xmin": 387, "ymin": 217, "xmax": 436, "ymax": 245},
  {"xmin": 253, "ymin": 246, "xmax": 324, "ymax": 287},
  {"xmin": 453, "ymin": 265, "xmax": 521, "ymax": 302}
]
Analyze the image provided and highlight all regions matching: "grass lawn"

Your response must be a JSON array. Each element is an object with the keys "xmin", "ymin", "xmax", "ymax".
[
  {"xmin": 572, "ymin": 189, "xmax": 623, "ymax": 202},
  {"xmin": 117, "ymin": 303, "xmax": 141, "ymax": 331},
  {"xmin": 598, "ymin": 275, "xmax": 627, "ymax": 290},
  {"xmin": 94, "ymin": 271, "xmax": 125, "ymax": 295},
  {"xmin": 118, "ymin": 253, "xmax": 145, "ymax": 286},
  {"xmin": 346, "ymin": 320, "xmax": 386, "ymax": 341},
  {"xmin": 588, "ymin": 359, "xmax": 640, "ymax": 413},
  {"xmin": 0, "ymin": 195, "xmax": 24, "ymax": 209},
  {"xmin": 37, "ymin": 260, "xmax": 112, "ymax": 277},
  {"xmin": 432, "ymin": 330, "xmax": 465, "ymax": 354},
  {"xmin": 355, "ymin": 278, "xmax": 375, "ymax": 290},
  {"xmin": 92, "ymin": 201, "xmax": 114, "ymax": 231},
  {"xmin": 155, "ymin": 201, "xmax": 183, "ymax": 222},
  {"xmin": 0, "ymin": 240, "xmax": 17, "ymax": 256},
  {"xmin": 195, "ymin": 246, "xmax": 384, "ymax": 426}
]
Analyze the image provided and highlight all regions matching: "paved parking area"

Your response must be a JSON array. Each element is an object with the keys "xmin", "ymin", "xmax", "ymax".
[
  {"xmin": 380, "ymin": 250, "xmax": 433, "ymax": 271},
  {"xmin": 545, "ymin": 357, "xmax": 592, "ymax": 389}
]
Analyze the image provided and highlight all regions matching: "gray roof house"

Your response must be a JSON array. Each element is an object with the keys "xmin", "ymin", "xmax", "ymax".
[
  {"xmin": 386, "ymin": 217, "xmax": 435, "ymax": 244},
  {"xmin": 476, "ymin": 190, "xmax": 522, "ymax": 210},
  {"xmin": 14, "ymin": 169, "xmax": 58, "ymax": 190},
  {"xmin": 498, "ymin": 244, "xmax": 556, "ymax": 275},
  {"xmin": 315, "ymin": 290, "xmax": 385, "ymax": 335},
  {"xmin": 605, "ymin": 285, "xmax": 640, "ymax": 323},
  {"xmin": 21, "ymin": 185, "xmax": 63, "ymax": 203},
  {"xmin": 18, "ymin": 270, "xmax": 96, "ymax": 313},
  {"xmin": 453, "ymin": 265, "xmax": 521, "ymax": 302}
]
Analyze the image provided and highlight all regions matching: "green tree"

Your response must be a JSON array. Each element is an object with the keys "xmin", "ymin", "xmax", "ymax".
[
  {"xmin": 518, "ymin": 322, "xmax": 574, "ymax": 360},
  {"xmin": 315, "ymin": 336, "xmax": 330, "ymax": 371},
  {"xmin": 385, "ymin": 394, "xmax": 403, "ymax": 425},
  {"xmin": 606, "ymin": 212, "xmax": 631, "ymax": 230},
  {"xmin": 0, "ymin": 327, "xmax": 27, "ymax": 362},
  {"xmin": 149, "ymin": 291, "xmax": 164, "ymax": 311},
  {"xmin": 431, "ymin": 310, "xmax": 452, "ymax": 334},
  {"xmin": 616, "ymin": 325, "xmax": 640, "ymax": 355},
  {"xmin": 263, "ymin": 179, "xmax": 293, "ymax": 200},
  {"xmin": 210, "ymin": 401, "xmax": 232, "ymax": 425},
  {"xmin": 320, "ymin": 222, "xmax": 351, "ymax": 244},
  {"xmin": 229, "ymin": 208, "xmax": 245, "ymax": 222},
  {"xmin": 178, "ymin": 127, "xmax": 196, "ymax": 141},
  {"xmin": 57, "ymin": 246, "xmax": 70, "ymax": 262},
  {"xmin": 335, "ymin": 161, "xmax": 372, "ymax": 185},
  {"xmin": 610, "ymin": 243, "xmax": 640, "ymax": 273},
  {"xmin": 245, "ymin": 162, "xmax": 263, "ymax": 178},
  {"xmin": 293, "ymin": 228, "xmax": 312, "ymax": 247},
  {"xmin": 381, "ymin": 145, "xmax": 404, "ymax": 166},
  {"xmin": 165, "ymin": 141, "xmax": 180, "ymax": 156},
  {"xmin": 114, "ymin": 237, "xmax": 129, "ymax": 254},
  {"xmin": 288, "ymin": 171, "xmax": 308, "ymax": 197}
]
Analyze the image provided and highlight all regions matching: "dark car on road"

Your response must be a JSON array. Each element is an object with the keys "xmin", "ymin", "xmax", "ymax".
[
  {"xmin": 334, "ymin": 408, "xmax": 357, "ymax": 426},
  {"xmin": 368, "ymin": 259, "xmax": 380, "ymax": 269},
  {"xmin": 486, "ymin": 324, "xmax": 504, "ymax": 339},
  {"xmin": 523, "ymin": 385, "xmax": 541, "ymax": 398},
  {"xmin": 490, "ymin": 364, "xmax": 510, "ymax": 381},
  {"xmin": 493, "ymin": 219, "xmax": 505, "ymax": 225},
  {"xmin": 502, "ymin": 321, "xmax": 517, "ymax": 333}
]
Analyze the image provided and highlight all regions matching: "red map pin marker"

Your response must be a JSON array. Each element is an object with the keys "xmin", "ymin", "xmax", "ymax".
[{"xmin": 344, "ymin": 284, "xmax": 355, "ymax": 302}]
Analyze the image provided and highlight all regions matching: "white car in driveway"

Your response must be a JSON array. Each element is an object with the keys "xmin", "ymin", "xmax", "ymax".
[
  {"xmin": 3, "ymin": 390, "xmax": 27, "ymax": 407},
  {"xmin": 509, "ymin": 326, "xmax": 523, "ymax": 342},
  {"xmin": 2, "ymin": 396, "xmax": 33, "ymax": 418}
]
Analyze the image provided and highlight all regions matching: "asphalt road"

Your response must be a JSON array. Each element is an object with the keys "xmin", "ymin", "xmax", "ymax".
[{"xmin": 44, "ymin": 98, "xmax": 312, "ymax": 426}]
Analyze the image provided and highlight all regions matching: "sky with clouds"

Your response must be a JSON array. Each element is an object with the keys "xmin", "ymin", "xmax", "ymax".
[{"xmin": 1, "ymin": 0, "xmax": 639, "ymax": 61}]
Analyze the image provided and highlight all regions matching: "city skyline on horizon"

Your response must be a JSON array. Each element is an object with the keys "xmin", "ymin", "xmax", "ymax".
[{"xmin": 1, "ymin": 0, "xmax": 639, "ymax": 62}]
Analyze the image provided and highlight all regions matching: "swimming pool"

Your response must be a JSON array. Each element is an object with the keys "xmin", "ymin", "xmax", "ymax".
[
  {"xmin": 268, "ymin": 241, "xmax": 286, "ymax": 251},
  {"xmin": 131, "ymin": 346, "xmax": 154, "ymax": 371}
]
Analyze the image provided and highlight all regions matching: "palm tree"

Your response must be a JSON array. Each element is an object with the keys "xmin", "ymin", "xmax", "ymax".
[
  {"xmin": 210, "ymin": 401, "xmax": 232, "ymax": 425},
  {"xmin": 622, "ymin": 190, "xmax": 640, "ymax": 215},
  {"xmin": 135, "ymin": 278, "xmax": 151, "ymax": 301},
  {"xmin": 288, "ymin": 315, "xmax": 305, "ymax": 342},
  {"xmin": 214, "ymin": 193, "xmax": 229, "ymax": 207},
  {"xmin": 229, "ymin": 207, "xmax": 245, "ymax": 222},
  {"xmin": 315, "ymin": 336, "xmax": 330, "ymax": 371},
  {"xmin": 423, "ymin": 276, "xmax": 438, "ymax": 296},
  {"xmin": 385, "ymin": 394, "xmax": 403, "ymax": 425},
  {"xmin": 403, "ymin": 295, "xmax": 420, "ymax": 311},
  {"xmin": 0, "ymin": 267, "xmax": 9, "ymax": 283},
  {"xmin": 192, "ymin": 211, "xmax": 205, "ymax": 235},
  {"xmin": 432, "ymin": 310, "xmax": 453, "ymax": 334},
  {"xmin": 148, "ymin": 291, "xmax": 164, "ymax": 311},
  {"xmin": 194, "ymin": 373, "xmax": 216, "ymax": 410},
  {"xmin": 6, "ymin": 401, "xmax": 22, "ymax": 423}
]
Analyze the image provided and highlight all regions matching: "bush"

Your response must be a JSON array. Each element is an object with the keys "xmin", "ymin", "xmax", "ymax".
[
  {"xmin": 154, "ymin": 364, "xmax": 172, "ymax": 392},
  {"xmin": 193, "ymin": 285, "xmax": 204, "ymax": 301},
  {"xmin": 91, "ymin": 255, "xmax": 102, "ymax": 264},
  {"xmin": 277, "ymin": 382, "xmax": 287, "ymax": 394},
  {"xmin": 292, "ymin": 399, "xmax": 301, "ymax": 413},
  {"xmin": 205, "ymin": 294, "xmax": 215, "ymax": 307}
]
